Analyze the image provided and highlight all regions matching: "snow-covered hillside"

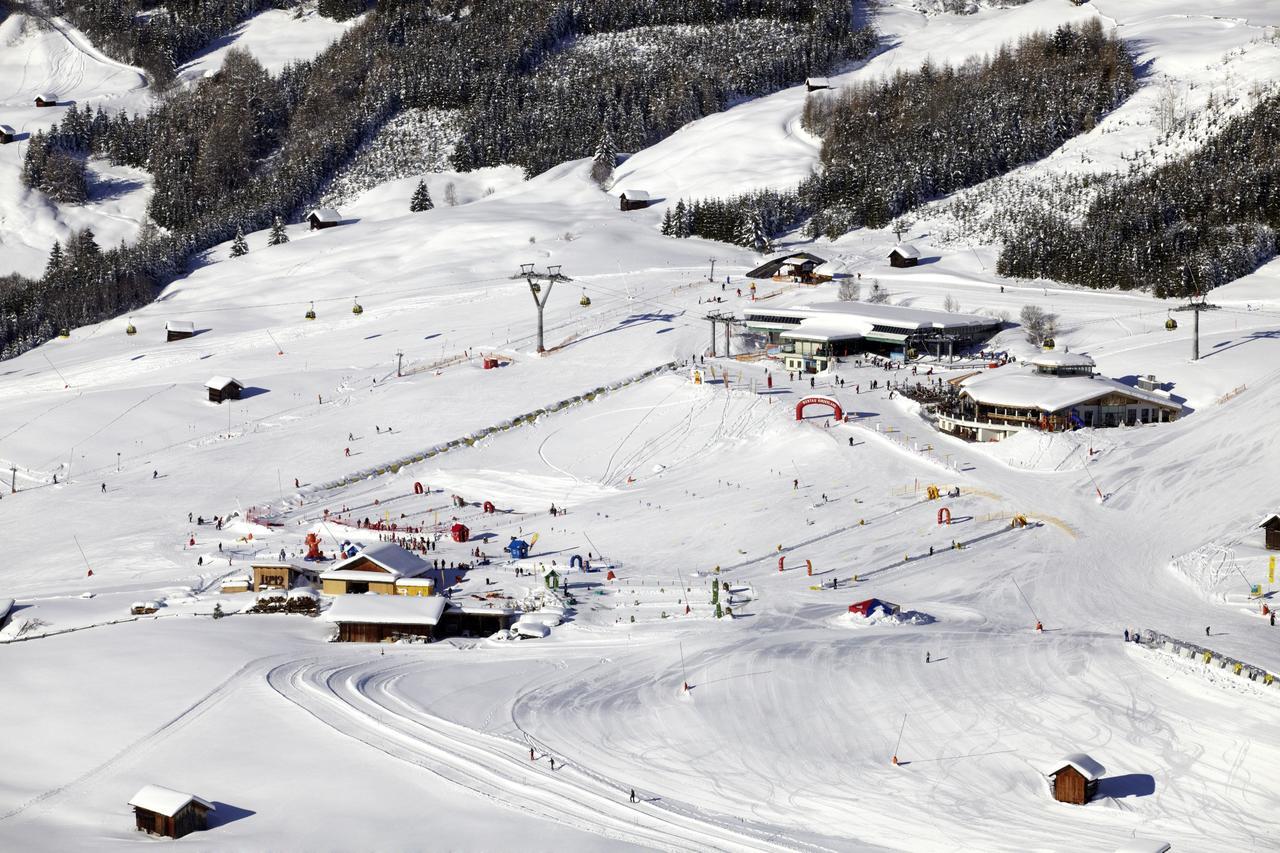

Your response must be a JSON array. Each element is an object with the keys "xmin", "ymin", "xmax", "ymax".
[{"xmin": 2, "ymin": 1, "xmax": 1280, "ymax": 851}]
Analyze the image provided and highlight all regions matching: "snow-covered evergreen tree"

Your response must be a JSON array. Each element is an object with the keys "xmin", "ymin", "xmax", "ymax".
[
  {"xmin": 590, "ymin": 124, "xmax": 616, "ymax": 187},
  {"xmin": 230, "ymin": 228, "xmax": 249, "ymax": 257},
  {"xmin": 267, "ymin": 217, "xmax": 289, "ymax": 246},
  {"xmin": 409, "ymin": 179, "xmax": 434, "ymax": 212}
]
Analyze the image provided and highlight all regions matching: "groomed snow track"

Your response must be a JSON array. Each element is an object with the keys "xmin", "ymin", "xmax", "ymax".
[{"xmin": 266, "ymin": 656, "xmax": 831, "ymax": 852}]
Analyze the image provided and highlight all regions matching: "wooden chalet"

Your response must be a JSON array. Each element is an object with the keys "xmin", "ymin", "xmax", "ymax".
[
  {"xmin": 323, "ymin": 594, "xmax": 447, "ymax": 642},
  {"xmin": 130, "ymin": 601, "xmax": 161, "ymax": 615},
  {"xmin": 805, "ymin": 77, "xmax": 831, "ymax": 92},
  {"xmin": 1260, "ymin": 515, "xmax": 1280, "ymax": 550},
  {"xmin": 1044, "ymin": 754, "xmax": 1104, "ymax": 805},
  {"xmin": 165, "ymin": 320, "xmax": 195, "ymax": 342},
  {"xmin": 129, "ymin": 785, "xmax": 214, "ymax": 839},
  {"xmin": 249, "ymin": 559, "xmax": 319, "ymax": 592},
  {"xmin": 205, "ymin": 376, "xmax": 243, "ymax": 404},
  {"xmin": 619, "ymin": 190, "xmax": 652, "ymax": 211},
  {"xmin": 889, "ymin": 243, "xmax": 920, "ymax": 268},
  {"xmin": 745, "ymin": 252, "xmax": 827, "ymax": 283},
  {"xmin": 35, "ymin": 94, "xmax": 57, "ymax": 108},
  {"xmin": 319, "ymin": 542, "xmax": 431, "ymax": 595},
  {"xmin": 0, "ymin": 124, "xmax": 15, "ymax": 144},
  {"xmin": 307, "ymin": 208, "xmax": 342, "ymax": 230}
]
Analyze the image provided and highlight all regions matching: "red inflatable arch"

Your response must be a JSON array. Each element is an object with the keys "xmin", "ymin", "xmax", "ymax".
[
  {"xmin": 413, "ymin": 481, "xmax": 424, "ymax": 495},
  {"xmin": 937, "ymin": 507, "xmax": 952, "ymax": 525},
  {"xmin": 483, "ymin": 500, "xmax": 495, "ymax": 514},
  {"xmin": 795, "ymin": 396, "xmax": 843, "ymax": 422}
]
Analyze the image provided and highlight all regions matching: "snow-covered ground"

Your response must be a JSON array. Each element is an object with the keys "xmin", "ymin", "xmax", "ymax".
[
  {"xmin": 3, "ymin": 1, "xmax": 1280, "ymax": 850},
  {"xmin": 177, "ymin": 6, "xmax": 364, "ymax": 82}
]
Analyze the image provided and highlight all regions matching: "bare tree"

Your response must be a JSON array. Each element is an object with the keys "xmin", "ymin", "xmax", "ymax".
[
  {"xmin": 1019, "ymin": 304, "xmax": 1059, "ymax": 345},
  {"xmin": 866, "ymin": 279, "xmax": 890, "ymax": 303},
  {"xmin": 838, "ymin": 278, "xmax": 861, "ymax": 301},
  {"xmin": 444, "ymin": 182, "xmax": 458, "ymax": 206},
  {"xmin": 943, "ymin": 294, "xmax": 960, "ymax": 313}
]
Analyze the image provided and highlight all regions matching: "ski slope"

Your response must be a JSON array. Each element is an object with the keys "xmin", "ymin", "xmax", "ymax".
[{"xmin": 3, "ymin": 1, "xmax": 1280, "ymax": 850}]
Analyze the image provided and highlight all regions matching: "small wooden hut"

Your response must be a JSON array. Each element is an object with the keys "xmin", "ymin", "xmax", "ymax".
[
  {"xmin": 322, "ymin": 594, "xmax": 447, "ymax": 642},
  {"xmin": 1044, "ymin": 754, "xmax": 1105, "ymax": 805},
  {"xmin": 35, "ymin": 94, "xmax": 58, "ymax": 108},
  {"xmin": 166, "ymin": 320, "xmax": 195, "ymax": 342},
  {"xmin": 205, "ymin": 376, "xmax": 243, "ymax": 404},
  {"xmin": 250, "ymin": 559, "xmax": 318, "ymax": 592},
  {"xmin": 130, "ymin": 601, "xmax": 161, "ymax": 615},
  {"xmin": 1259, "ymin": 515, "xmax": 1280, "ymax": 550},
  {"xmin": 619, "ymin": 190, "xmax": 652, "ymax": 211},
  {"xmin": 0, "ymin": 124, "xmax": 16, "ymax": 144},
  {"xmin": 805, "ymin": 77, "xmax": 831, "ymax": 92},
  {"xmin": 129, "ymin": 785, "xmax": 214, "ymax": 839},
  {"xmin": 308, "ymin": 208, "xmax": 341, "ymax": 230},
  {"xmin": 889, "ymin": 243, "xmax": 920, "ymax": 268}
]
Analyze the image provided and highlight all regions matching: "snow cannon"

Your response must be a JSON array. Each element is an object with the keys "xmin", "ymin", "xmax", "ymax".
[
  {"xmin": 451, "ymin": 523, "xmax": 470, "ymax": 543},
  {"xmin": 506, "ymin": 539, "xmax": 530, "ymax": 560}
]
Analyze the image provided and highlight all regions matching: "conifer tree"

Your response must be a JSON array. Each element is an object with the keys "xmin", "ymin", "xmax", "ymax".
[
  {"xmin": 409, "ymin": 179, "xmax": 434, "ymax": 212},
  {"xmin": 267, "ymin": 216, "xmax": 289, "ymax": 246},
  {"xmin": 230, "ymin": 228, "xmax": 249, "ymax": 257},
  {"xmin": 590, "ymin": 124, "xmax": 616, "ymax": 187},
  {"xmin": 660, "ymin": 207, "xmax": 674, "ymax": 236}
]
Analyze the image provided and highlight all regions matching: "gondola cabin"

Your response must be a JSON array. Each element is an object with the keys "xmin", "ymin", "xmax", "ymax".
[
  {"xmin": 308, "ymin": 208, "xmax": 341, "ymax": 230},
  {"xmin": 1044, "ymin": 754, "xmax": 1105, "ymax": 805},
  {"xmin": 205, "ymin": 376, "xmax": 243, "ymax": 404},
  {"xmin": 619, "ymin": 190, "xmax": 652, "ymax": 211},
  {"xmin": 0, "ymin": 124, "xmax": 15, "ymax": 144},
  {"xmin": 35, "ymin": 94, "xmax": 57, "ymax": 108},
  {"xmin": 166, "ymin": 320, "xmax": 195, "ymax": 342},
  {"xmin": 129, "ymin": 785, "xmax": 214, "ymax": 839}
]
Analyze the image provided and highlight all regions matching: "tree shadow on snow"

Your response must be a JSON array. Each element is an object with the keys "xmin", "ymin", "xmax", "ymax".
[{"xmin": 1097, "ymin": 774, "xmax": 1155, "ymax": 799}]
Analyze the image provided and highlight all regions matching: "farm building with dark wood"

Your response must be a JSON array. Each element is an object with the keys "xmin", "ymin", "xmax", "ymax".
[
  {"xmin": 319, "ymin": 542, "xmax": 432, "ymax": 595},
  {"xmin": 323, "ymin": 594, "xmax": 447, "ymax": 642},
  {"xmin": 746, "ymin": 252, "xmax": 827, "ymax": 283},
  {"xmin": 129, "ymin": 785, "xmax": 214, "ymax": 839},
  {"xmin": 1259, "ymin": 515, "xmax": 1280, "ymax": 550},
  {"xmin": 1044, "ymin": 754, "xmax": 1105, "ymax": 805},
  {"xmin": 619, "ymin": 190, "xmax": 652, "ymax": 211},
  {"xmin": 166, "ymin": 320, "xmax": 195, "ymax": 342},
  {"xmin": 308, "ymin": 208, "xmax": 342, "ymax": 230},
  {"xmin": 889, "ymin": 243, "xmax": 920, "ymax": 268},
  {"xmin": 205, "ymin": 376, "xmax": 243, "ymax": 404},
  {"xmin": 805, "ymin": 77, "xmax": 831, "ymax": 92},
  {"xmin": 0, "ymin": 124, "xmax": 15, "ymax": 144},
  {"xmin": 35, "ymin": 94, "xmax": 57, "ymax": 108}
]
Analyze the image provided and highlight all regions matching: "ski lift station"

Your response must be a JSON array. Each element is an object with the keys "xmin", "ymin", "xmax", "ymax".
[
  {"xmin": 935, "ymin": 351, "xmax": 1181, "ymax": 442},
  {"xmin": 743, "ymin": 300, "xmax": 1001, "ymax": 372}
]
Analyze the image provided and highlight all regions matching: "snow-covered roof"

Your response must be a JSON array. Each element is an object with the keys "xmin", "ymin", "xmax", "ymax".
[
  {"xmin": 1045, "ymin": 753, "xmax": 1105, "ymax": 781},
  {"xmin": 394, "ymin": 577, "xmax": 435, "ymax": 587},
  {"xmin": 257, "ymin": 588, "xmax": 287, "ymax": 600},
  {"xmin": 515, "ymin": 620, "xmax": 550, "ymax": 638},
  {"xmin": 812, "ymin": 259, "xmax": 845, "ymax": 276},
  {"xmin": 890, "ymin": 243, "xmax": 920, "ymax": 259},
  {"xmin": 205, "ymin": 376, "xmax": 243, "ymax": 390},
  {"xmin": 782, "ymin": 255, "xmax": 817, "ymax": 266},
  {"xmin": 1112, "ymin": 841, "xmax": 1171, "ymax": 853},
  {"xmin": 220, "ymin": 576, "xmax": 250, "ymax": 588},
  {"xmin": 807, "ymin": 77, "xmax": 829, "ymax": 86},
  {"xmin": 747, "ymin": 300, "xmax": 999, "ymax": 333},
  {"xmin": 129, "ymin": 785, "xmax": 214, "ymax": 817},
  {"xmin": 1257, "ymin": 515, "xmax": 1280, "ymax": 528},
  {"xmin": 309, "ymin": 208, "xmax": 341, "ymax": 223},
  {"xmin": 960, "ymin": 369, "xmax": 1177, "ymax": 412},
  {"xmin": 780, "ymin": 321, "xmax": 864, "ymax": 343},
  {"xmin": 0, "ymin": 124, "xmax": 15, "ymax": 135},
  {"xmin": 132, "ymin": 600, "xmax": 161, "ymax": 610},
  {"xmin": 0, "ymin": 598, "xmax": 13, "ymax": 620},
  {"xmin": 166, "ymin": 320, "xmax": 195, "ymax": 332},
  {"xmin": 323, "ymin": 542, "xmax": 428, "ymax": 579},
  {"xmin": 322, "ymin": 594, "xmax": 446, "ymax": 626},
  {"xmin": 450, "ymin": 601, "xmax": 519, "ymax": 615},
  {"xmin": 620, "ymin": 189, "xmax": 650, "ymax": 201},
  {"xmin": 36, "ymin": 94, "xmax": 56, "ymax": 101},
  {"xmin": 287, "ymin": 587, "xmax": 319, "ymax": 599},
  {"xmin": 1029, "ymin": 351, "xmax": 1095, "ymax": 369}
]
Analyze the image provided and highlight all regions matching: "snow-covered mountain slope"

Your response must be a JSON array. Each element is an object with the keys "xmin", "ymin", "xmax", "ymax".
[
  {"xmin": 0, "ymin": 12, "xmax": 151, "ymax": 277},
  {"xmin": 3, "ymin": 2, "xmax": 1280, "ymax": 851},
  {"xmin": 177, "ymin": 6, "xmax": 364, "ymax": 83}
]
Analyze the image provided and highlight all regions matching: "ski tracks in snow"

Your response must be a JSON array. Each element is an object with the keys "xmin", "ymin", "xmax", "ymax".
[{"xmin": 266, "ymin": 656, "xmax": 822, "ymax": 853}]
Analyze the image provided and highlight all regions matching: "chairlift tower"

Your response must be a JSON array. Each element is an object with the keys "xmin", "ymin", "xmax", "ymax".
[
  {"xmin": 514, "ymin": 264, "xmax": 572, "ymax": 353},
  {"xmin": 1172, "ymin": 292, "xmax": 1219, "ymax": 361}
]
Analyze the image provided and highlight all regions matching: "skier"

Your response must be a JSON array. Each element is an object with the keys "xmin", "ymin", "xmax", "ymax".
[
  {"xmin": 792, "ymin": 479, "xmax": 798, "ymax": 490},
  {"xmin": 925, "ymin": 651, "xmax": 931, "ymax": 664},
  {"xmin": 929, "ymin": 545, "xmax": 934, "ymax": 557},
  {"xmin": 348, "ymin": 432, "xmax": 354, "ymax": 442},
  {"xmin": 188, "ymin": 512, "xmax": 193, "ymax": 523},
  {"xmin": 294, "ymin": 478, "xmax": 300, "ymax": 489},
  {"xmin": 809, "ymin": 377, "xmax": 815, "ymax": 389},
  {"xmin": 345, "ymin": 447, "xmax": 351, "ymax": 457},
  {"xmin": 101, "ymin": 482, "xmax": 106, "ymax": 493},
  {"xmin": 549, "ymin": 758, "xmax": 555, "ymax": 771},
  {"xmin": 848, "ymin": 437, "xmax": 854, "ymax": 447},
  {"xmin": 629, "ymin": 789, "xmax": 637, "ymax": 803},
  {"xmin": 153, "ymin": 470, "xmax": 158, "ymax": 479},
  {"xmin": 1272, "ymin": 612, "xmax": 1276, "ymax": 627},
  {"xmin": 1205, "ymin": 626, "xmax": 1211, "ymax": 637},
  {"xmin": 530, "ymin": 748, "xmax": 535, "ymax": 761}
]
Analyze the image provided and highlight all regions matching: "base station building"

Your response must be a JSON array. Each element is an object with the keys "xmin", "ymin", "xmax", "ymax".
[{"xmin": 743, "ymin": 301, "xmax": 1002, "ymax": 372}]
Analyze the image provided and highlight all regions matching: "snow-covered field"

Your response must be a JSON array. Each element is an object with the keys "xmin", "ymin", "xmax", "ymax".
[{"xmin": 3, "ymin": 1, "xmax": 1280, "ymax": 851}]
